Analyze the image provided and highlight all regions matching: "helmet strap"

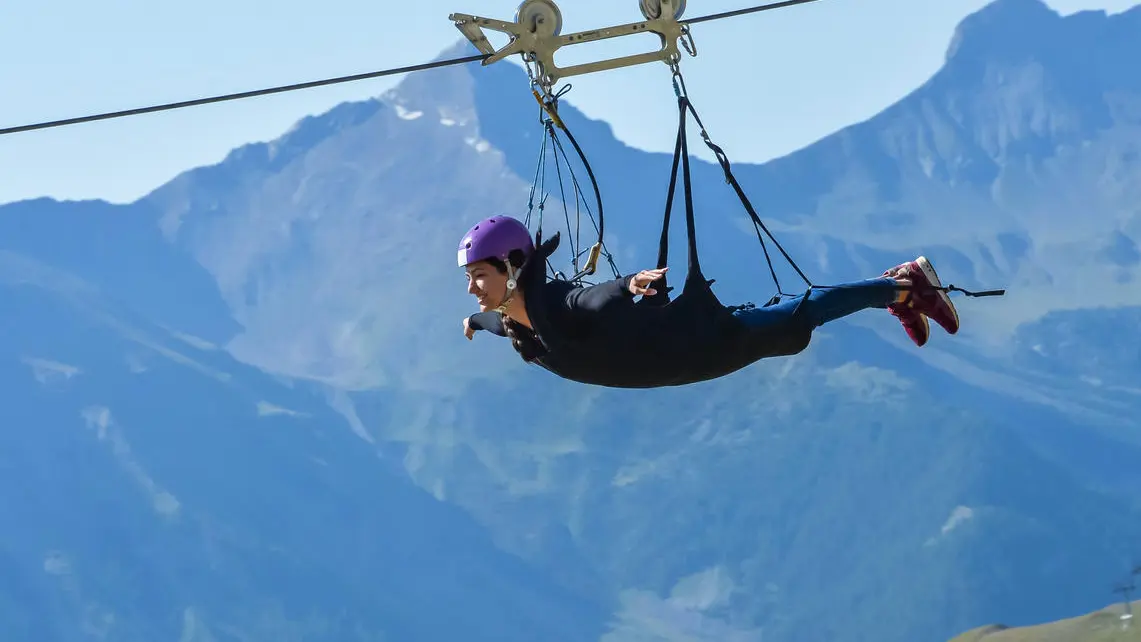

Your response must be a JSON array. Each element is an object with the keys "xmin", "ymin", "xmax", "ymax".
[{"xmin": 494, "ymin": 264, "xmax": 519, "ymax": 315}]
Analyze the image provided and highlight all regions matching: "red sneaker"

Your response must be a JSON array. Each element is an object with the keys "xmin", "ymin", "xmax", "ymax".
[
  {"xmin": 884, "ymin": 256, "xmax": 960, "ymax": 335},
  {"xmin": 888, "ymin": 301, "xmax": 930, "ymax": 347}
]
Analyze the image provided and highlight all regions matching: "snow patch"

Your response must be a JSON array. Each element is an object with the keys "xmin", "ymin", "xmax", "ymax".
[
  {"xmin": 669, "ymin": 566, "xmax": 736, "ymax": 611},
  {"xmin": 612, "ymin": 450, "xmax": 686, "ymax": 487},
  {"xmin": 602, "ymin": 584, "xmax": 763, "ymax": 642},
  {"xmin": 23, "ymin": 357, "xmax": 81, "ymax": 384},
  {"xmin": 257, "ymin": 401, "xmax": 307, "ymax": 417},
  {"xmin": 924, "ymin": 505, "xmax": 975, "ymax": 547},
  {"xmin": 465, "ymin": 136, "xmax": 492, "ymax": 153},
  {"xmin": 325, "ymin": 389, "xmax": 376, "ymax": 444},
  {"xmin": 941, "ymin": 505, "xmax": 974, "ymax": 534},
  {"xmin": 395, "ymin": 104, "xmax": 423, "ymax": 120},
  {"xmin": 919, "ymin": 154, "xmax": 935, "ymax": 178},
  {"xmin": 81, "ymin": 406, "xmax": 181, "ymax": 518},
  {"xmin": 167, "ymin": 330, "xmax": 216, "ymax": 351}
]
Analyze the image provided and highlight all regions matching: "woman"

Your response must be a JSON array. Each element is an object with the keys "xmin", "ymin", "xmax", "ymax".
[{"xmin": 459, "ymin": 215, "xmax": 958, "ymax": 388}]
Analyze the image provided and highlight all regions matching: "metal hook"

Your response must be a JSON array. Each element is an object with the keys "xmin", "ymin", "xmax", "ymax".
[{"xmin": 680, "ymin": 24, "xmax": 697, "ymax": 57}]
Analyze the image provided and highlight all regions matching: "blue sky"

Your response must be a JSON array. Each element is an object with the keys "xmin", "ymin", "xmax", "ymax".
[{"xmin": 0, "ymin": 0, "xmax": 1135, "ymax": 206}]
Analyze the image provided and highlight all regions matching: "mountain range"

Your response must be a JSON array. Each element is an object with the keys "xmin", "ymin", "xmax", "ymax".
[{"xmin": 2, "ymin": 0, "xmax": 1140, "ymax": 640}]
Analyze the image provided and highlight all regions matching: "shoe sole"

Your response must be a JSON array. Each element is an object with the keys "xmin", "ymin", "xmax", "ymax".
[{"xmin": 915, "ymin": 256, "xmax": 959, "ymax": 334}]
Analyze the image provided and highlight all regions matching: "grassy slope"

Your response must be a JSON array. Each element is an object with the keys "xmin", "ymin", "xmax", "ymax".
[{"xmin": 951, "ymin": 601, "xmax": 1141, "ymax": 641}]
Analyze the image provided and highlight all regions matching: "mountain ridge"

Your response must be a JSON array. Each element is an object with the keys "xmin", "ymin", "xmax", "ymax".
[
  {"xmin": 3, "ymin": 1, "xmax": 1141, "ymax": 641},
  {"xmin": 0, "ymin": 247, "xmax": 611, "ymax": 641}
]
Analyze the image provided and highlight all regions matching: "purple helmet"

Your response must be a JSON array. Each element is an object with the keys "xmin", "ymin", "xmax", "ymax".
[{"xmin": 457, "ymin": 215, "xmax": 535, "ymax": 267}]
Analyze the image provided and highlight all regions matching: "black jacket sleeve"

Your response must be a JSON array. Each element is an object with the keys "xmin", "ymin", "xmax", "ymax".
[
  {"xmin": 563, "ymin": 275, "xmax": 635, "ymax": 314},
  {"xmin": 468, "ymin": 311, "xmax": 507, "ymax": 337}
]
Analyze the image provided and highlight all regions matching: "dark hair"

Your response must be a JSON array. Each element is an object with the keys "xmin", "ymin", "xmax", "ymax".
[{"xmin": 486, "ymin": 251, "xmax": 547, "ymax": 362}]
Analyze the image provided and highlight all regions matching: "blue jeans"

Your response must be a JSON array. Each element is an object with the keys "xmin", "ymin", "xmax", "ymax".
[{"xmin": 732, "ymin": 277, "xmax": 898, "ymax": 329}]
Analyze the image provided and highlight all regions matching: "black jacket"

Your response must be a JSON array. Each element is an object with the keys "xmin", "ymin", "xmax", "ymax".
[
  {"xmin": 467, "ymin": 233, "xmax": 814, "ymax": 388},
  {"xmin": 466, "ymin": 274, "xmax": 637, "ymax": 341}
]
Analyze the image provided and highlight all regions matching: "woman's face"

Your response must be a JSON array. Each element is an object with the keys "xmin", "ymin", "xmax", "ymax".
[{"xmin": 465, "ymin": 260, "xmax": 508, "ymax": 312}]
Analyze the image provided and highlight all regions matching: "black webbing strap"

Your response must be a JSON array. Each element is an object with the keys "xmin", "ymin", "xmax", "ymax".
[
  {"xmin": 647, "ymin": 94, "xmax": 711, "ymax": 305},
  {"xmin": 664, "ymin": 68, "xmax": 1007, "ymax": 303}
]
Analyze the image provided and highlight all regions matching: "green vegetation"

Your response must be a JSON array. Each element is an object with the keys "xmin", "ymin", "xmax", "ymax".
[{"xmin": 951, "ymin": 602, "xmax": 1141, "ymax": 642}]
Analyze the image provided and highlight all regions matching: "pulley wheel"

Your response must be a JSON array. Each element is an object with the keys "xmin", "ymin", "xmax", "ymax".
[
  {"xmin": 515, "ymin": 0, "xmax": 563, "ymax": 37},
  {"xmin": 639, "ymin": 0, "xmax": 686, "ymax": 20}
]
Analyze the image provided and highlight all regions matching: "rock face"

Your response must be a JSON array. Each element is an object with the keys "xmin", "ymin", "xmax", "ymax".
[
  {"xmin": 0, "ymin": 241, "xmax": 609, "ymax": 641},
  {"xmin": 3, "ymin": 1, "xmax": 1141, "ymax": 641}
]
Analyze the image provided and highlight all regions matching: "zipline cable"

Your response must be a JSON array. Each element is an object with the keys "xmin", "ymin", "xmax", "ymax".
[
  {"xmin": 0, "ymin": 54, "xmax": 490, "ymax": 136},
  {"xmin": 0, "ymin": 0, "xmax": 824, "ymax": 137},
  {"xmin": 685, "ymin": 0, "xmax": 821, "ymax": 24}
]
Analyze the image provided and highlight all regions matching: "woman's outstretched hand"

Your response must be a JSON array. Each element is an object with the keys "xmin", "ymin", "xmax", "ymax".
[
  {"xmin": 628, "ymin": 267, "xmax": 668, "ymax": 297},
  {"xmin": 463, "ymin": 316, "xmax": 475, "ymax": 340}
]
